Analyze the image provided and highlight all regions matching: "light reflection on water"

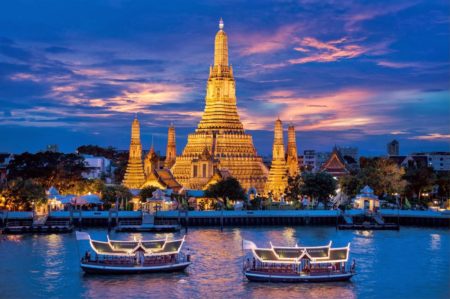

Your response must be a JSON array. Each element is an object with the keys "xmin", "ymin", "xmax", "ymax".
[{"xmin": 0, "ymin": 227, "xmax": 449, "ymax": 299}]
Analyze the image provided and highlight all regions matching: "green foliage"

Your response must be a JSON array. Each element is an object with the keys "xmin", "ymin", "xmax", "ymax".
[
  {"xmin": 139, "ymin": 186, "xmax": 158, "ymax": 202},
  {"xmin": 299, "ymin": 172, "xmax": 337, "ymax": 202},
  {"xmin": 76, "ymin": 145, "xmax": 117, "ymax": 160},
  {"xmin": 404, "ymin": 166, "xmax": 436, "ymax": 201},
  {"xmin": 7, "ymin": 152, "xmax": 87, "ymax": 189},
  {"xmin": 102, "ymin": 185, "xmax": 132, "ymax": 204},
  {"xmin": 204, "ymin": 177, "xmax": 246, "ymax": 207},
  {"xmin": 339, "ymin": 158, "xmax": 407, "ymax": 198},
  {"xmin": 1, "ymin": 179, "xmax": 46, "ymax": 210}
]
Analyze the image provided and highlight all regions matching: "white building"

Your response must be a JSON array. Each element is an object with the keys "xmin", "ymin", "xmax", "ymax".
[
  {"xmin": 302, "ymin": 150, "xmax": 331, "ymax": 172},
  {"xmin": 413, "ymin": 152, "xmax": 450, "ymax": 171},
  {"xmin": 82, "ymin": 155, "xmax": 112, "ymax": 180}
]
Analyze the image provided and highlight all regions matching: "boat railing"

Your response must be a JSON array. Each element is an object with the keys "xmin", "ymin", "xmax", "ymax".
[
  {"xmin": 82, "ymin": 252, "xmax": 190, "ymax": 266},
  {"xmin": 244, "ymin": 261, "xmax": 352, "ymax": 275}
]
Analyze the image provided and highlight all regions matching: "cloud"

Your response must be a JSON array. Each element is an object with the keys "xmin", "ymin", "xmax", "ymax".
[
  {"xmin": 410, "ymin": 133, "xmax": 450, "ymax": 140},
  {"xmin": 236, "ymin": 24, "xmax": 299, "ymax": 56},
  {"xmin": 289, "ymin": 37, "xmax": 366, "ymax": 64}
]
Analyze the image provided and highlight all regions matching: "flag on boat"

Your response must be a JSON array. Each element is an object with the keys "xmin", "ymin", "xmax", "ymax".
[
  {"xmin": 76, "ymin": 231, "xmax": 90, "ymax": 241},
  {"xmin": 243, "ymin": 239, "xmax": 257, "ymax": 250}
]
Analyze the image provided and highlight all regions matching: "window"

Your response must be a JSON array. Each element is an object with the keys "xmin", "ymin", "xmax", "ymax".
[
  {"xmin": 202, "ymin": 164, "xmax": 207, "ymax": 177},
  {"xmin": 193, "ymin": 165, "xmax": 198, "ymax": 177}
]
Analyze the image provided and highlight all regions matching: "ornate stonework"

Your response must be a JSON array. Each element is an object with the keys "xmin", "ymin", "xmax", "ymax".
[
  {"xmin": 164, "ymin": 124, "xmax": 176, "ymax": 169},
  {"xmin": 171, "ymin": 19, "xmax": 268, "ymax": 192},
  {"xmin": 122, "ymin": 116, "xmax": 145, "ymax": 189},
  {"xmin": 144, "ymin": 146, "xmax": 159, "ymax": 177},
  {"xmin": 286, "ymin": 124, "xmax": 300, "ymax": 177},
  {"xmin": 264, "ymin": 119, "xmax": 288, "ymax": 199}
]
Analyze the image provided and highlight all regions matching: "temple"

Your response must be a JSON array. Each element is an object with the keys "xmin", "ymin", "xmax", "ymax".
[
  {"xmin": 286, "ymin": 124, "xmax": 300, "ymax": 178},
  {"xmin": 171, "ymin": 19, "xmax": 269, "ymax": 192},
  {"xmin": 320, "ymin": 147, "xmax": 351, "ymax": 177},
  {"xmin": 264, "ymin": 119, "xmax": 288, "ymax": 199},
  {"xmin": 122, "ymin": 116, "xmax": 146, "ymax": 189},
  {"xmin": 165, "ymin": 124, "xmax": 176, "ymax": 169}
]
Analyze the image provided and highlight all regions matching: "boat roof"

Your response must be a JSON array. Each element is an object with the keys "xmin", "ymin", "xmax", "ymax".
[
  {"xmin": 84, "ymin": 234, "xmax": 185, "ymax": 256},
  {"xmin": 251, "ymin": 242, "xmax": 350, "ymax": 264}
]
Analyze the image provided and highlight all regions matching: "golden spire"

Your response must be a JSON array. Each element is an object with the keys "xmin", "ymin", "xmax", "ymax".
[
  {"xmin": 123, "ymin": 116, "xmax": 145, "ymax": 189},
  {"xmin": 264, "ymin": 118, "xmax": 288, "ymax": 199},
  {"xmin": 214, "ymin": 18, "xmax": 228, "ymax": 67},
  {"xmin": 287, "ymin": 124, "xmax": 300, "ymax": 177}
]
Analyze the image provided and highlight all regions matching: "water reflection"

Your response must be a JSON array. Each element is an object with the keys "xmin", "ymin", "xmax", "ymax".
[
  {"xmin": 430, "ymin": 234, "xmax": 441, "ymax": 250},
  {"xmin": 0, "ymin": 227, "xmax": 448, "ymax": 299}
]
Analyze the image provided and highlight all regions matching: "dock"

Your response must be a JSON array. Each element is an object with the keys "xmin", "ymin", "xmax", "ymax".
[
  {"xmin": 115, "ymin": 213, "xmax": 180, "ymax": 232},
  {"xmin": 1, "ymin": 209, "xmax": 449, "ymax": 230}
]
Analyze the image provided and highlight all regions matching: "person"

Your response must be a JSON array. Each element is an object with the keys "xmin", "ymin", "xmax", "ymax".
[
  {"xmin": 252, "ymin": 257, "xmax": 256, "ymax": 269},
  {"xmin": 351, "ymin": 259, "xmax": 356, "ymax": 272}
]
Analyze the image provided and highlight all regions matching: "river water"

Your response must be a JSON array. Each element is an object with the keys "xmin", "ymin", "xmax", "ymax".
[{"xmin": 0, "ymin": 226, "xmax": 449, "ymax": 299}]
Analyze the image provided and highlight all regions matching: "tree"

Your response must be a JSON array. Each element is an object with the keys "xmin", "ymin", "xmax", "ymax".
[
  {"xmin": 1, "ymin": 179, "xmax": 46, "ymax": 210},
  {"xmin": 299, "ymin": 172, "xmax": 337, "ymax": 204},
  {"xmin": 204, "ymin": 177, "xmax": 246, "ymax": 208},
  {"xmin": 139, "ymin": 186, "xmax": 158, "ymax": 202},
  {"xmin": 404, "ymin": 166, "xmax": 436, "ymax": 203},
  {"xmin": 285, "ymin": 174, "xmax": 302, "ymax": 202},
  {"xmin": 7, "ymin": 152, "xmax": 87, "ymax": 188},
  {"xmin": 102, "ymin": 185, "xmax": 133, "ymax": 209},
  {"xmin": 339, "ymin": 158, "xmax": 406, "ymax": 199}
]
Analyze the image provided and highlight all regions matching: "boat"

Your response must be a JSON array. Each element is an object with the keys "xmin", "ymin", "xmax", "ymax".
[
  {"xmin": 75, "ymin": 231, "xmax": 191, "ymax": 274},
  {"xmin": 242, "ymin": 240, "xmax": 355, "ymax": 282}
]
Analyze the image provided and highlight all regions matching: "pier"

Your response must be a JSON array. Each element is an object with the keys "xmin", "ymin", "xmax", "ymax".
[{"xmin": 1, "ymin": 209, "xmax": 449, "ymax": 231}]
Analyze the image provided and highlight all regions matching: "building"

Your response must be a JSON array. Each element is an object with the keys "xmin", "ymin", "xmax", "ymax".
[
  {"xmin": 320, "ymin": 147, "xmax": 351, "ymax": 177},
  {"xmin": 122, "ymin": 116, "xmax": 146, "ymax": 189},
  {"xmin": 164, "ymin": 124, "xmax": 176, "ymax": 169},
  {"xmin": 44, "ymin": 144, "xmax": 59, "ymax": 153},
  {"xmin": 337, "ymin": 146, "xmax": 359, "ymax": 166},
  {"xmin": 171, "ymin": 19, "xmax": 269, "ymax": 192},
  {"xmin": 412, "ymin": 152, "xmax": 450, "ymax": 171},
  {"xmin": 302, "ymin": 150, "xmax": 331, "ymax": 172},
  {"xmin": 286, "ymin": 124, "xmax": 300, "ymax": 177},
  {"xmin": 0, "ymin": 153, "xmax": 13, "ymax": 185},
  {"xmin": 81, "ymin": 155, "xmax": 111, "ymax": 180},
  {"xmin": 387, "ymin": 140, "xmax": 399, "ymax": 156},
  {"xmin": 264, "ymin": 119, "xmax": 288, "ymax": 199}
]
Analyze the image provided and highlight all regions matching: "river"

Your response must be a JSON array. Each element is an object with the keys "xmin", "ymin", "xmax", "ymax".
[{"xmin": 0, "ymin": 226, "xmax": 449, "ymax": 298}]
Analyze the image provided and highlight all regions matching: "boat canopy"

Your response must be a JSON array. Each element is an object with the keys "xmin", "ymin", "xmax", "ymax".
[
  {"xmin": 249, "ymin": 241, "xmax": 350, "ymax": 264},
  {"xmin": 78, "ymin": 233, "xmax": 186, "ymax": 256}
]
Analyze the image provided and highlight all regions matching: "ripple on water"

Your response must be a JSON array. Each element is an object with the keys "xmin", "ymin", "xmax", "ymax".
[{"xmin": 0, "ymin": 227, "xmax": 449, "ymax": 299}]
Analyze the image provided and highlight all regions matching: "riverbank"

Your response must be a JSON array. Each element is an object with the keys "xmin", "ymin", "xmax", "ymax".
[{"xmin": 1, "ymin": 209, "xmax": 449, "ymax": 228}]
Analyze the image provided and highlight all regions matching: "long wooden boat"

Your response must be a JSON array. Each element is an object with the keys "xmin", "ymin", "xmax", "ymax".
[
  {"xmin": 76, "ymin": 232, "xmax": 191, "ymax": 274},
  {"xmin": 243, "ymin": 240, "xmax": 355, "ymax": 283}
]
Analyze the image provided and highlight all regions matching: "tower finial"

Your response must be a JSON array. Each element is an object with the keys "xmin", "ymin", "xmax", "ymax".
[{"xmin": 219, "ymin": 18, "xmax": 224, "ymax": 30}]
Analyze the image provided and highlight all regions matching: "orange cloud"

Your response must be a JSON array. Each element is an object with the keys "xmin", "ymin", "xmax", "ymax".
[
  {"xmin": 289, "ymin": 37, "xmax": 366, "ymax": 64},
  {"xmin": 236, "ymin": 24, "xmax": 298, "ymax": 56},
  {"xmin": 410, "ymin": 134, "xmax": 450, "ymax": 140}
]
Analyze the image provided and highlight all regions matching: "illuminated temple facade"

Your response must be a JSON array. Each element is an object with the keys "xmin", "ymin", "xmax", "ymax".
[
  {"xmin": 122, "ymin": 116, "xmax": 146, "ymax": 189},
  {"xmin": 171, "ymin": 19, "xmax": 269, "ymax": 192},
  {"xmin": 264, "ymin": 119, "xmax": 288, "ymax": 198}
]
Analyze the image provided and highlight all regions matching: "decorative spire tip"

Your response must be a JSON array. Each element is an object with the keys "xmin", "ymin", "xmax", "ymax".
[{"xmin": 219, "ymin": 18, "xmax": 224, "ymax": 30}]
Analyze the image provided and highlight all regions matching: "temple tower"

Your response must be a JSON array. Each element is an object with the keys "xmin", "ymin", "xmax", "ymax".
[
  {"xmin": 264, "ymin": 119, "xmax": 288, "ymax": 199},
  {"xmin": 164, "ymin": 124, "xmax": 176, "ymax": 169},
  {"xmin": 171, "ymin": 19, "xmax": 268, "ymax": 192},
  {"xmin": 144, "ymin": 146, "xmax": 159, "ymax": 177},
  {"xmin": 286, "ymin": 124, "xmax": 300, "ymax": 177},
  {"xmin": 122, "ymin": 116, "xmax": 145, "ymax": 189}
]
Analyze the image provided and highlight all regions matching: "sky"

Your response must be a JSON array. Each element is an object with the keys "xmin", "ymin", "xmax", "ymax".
[{"xmin": 0, "ymin": 0, "xmax": 449, "ymax": 156}]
